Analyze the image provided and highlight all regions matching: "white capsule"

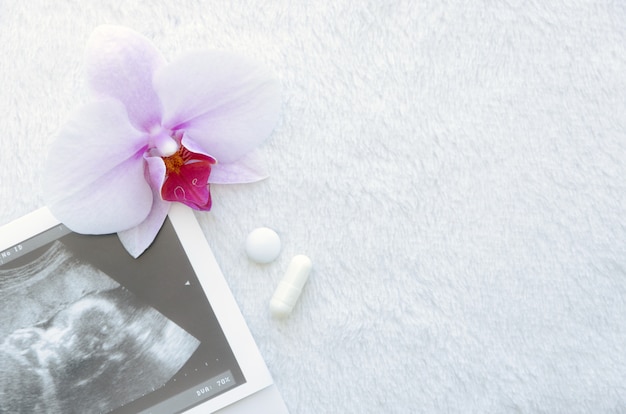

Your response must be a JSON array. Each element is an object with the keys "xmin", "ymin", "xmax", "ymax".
[{"xmin": 270, "ymin": 255, "xmax": 312, "ymax": 318}]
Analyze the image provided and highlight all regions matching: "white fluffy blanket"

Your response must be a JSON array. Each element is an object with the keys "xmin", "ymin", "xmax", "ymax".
[{"xmin": 1, "ymin": 1, "xmax": 625, "ymax": 413}]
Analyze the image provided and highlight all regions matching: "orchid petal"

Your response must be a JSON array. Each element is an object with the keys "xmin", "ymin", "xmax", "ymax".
[
  {"xmin": 154, "ymin": 51, "xmax": 281, "ymax": 163},
  {"xmin": 210, "ymin": 150, "xmax": 269, "ymax": 184},
  {"xmin": 44, "ymin": 99, "xmax": 153, "ymax": 234},
  {"xmin": 179, "ymin": 134, "xmax": 215, "ymax": 160},
  {"xmin": 145, "ymin": 154, "xmax": 166, "ymax": 191},
  {"xmin": 85, "ymin": 25, "xmax": 165, "ymax": 132},
  {"xmin": 117, "ymin": 193, "xmax": 171, "ymax": 258}
]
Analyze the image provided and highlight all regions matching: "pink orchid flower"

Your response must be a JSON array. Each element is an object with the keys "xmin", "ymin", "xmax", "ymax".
[{"xmin": 44, "ymin": 26, "xmax": 281, "ymax": 257}]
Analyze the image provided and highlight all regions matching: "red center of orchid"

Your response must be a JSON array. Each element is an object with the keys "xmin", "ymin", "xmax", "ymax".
[
  {"xmin": 162, "ymin": 147, "xmax": 187, "ymax": 174},
  {"xmin": 160, "ymin": 145, "xmax": 217, "ymax": 211}
]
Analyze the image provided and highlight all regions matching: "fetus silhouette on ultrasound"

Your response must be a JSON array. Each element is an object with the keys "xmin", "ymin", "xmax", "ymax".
[{"xmin": 0, "ymin": 287, "xmax": 200, "ymax": 414}]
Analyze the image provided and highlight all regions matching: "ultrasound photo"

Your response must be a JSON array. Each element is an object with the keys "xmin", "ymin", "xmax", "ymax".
[{"xmin": 0, "ymin": 241, "xmax": 200, "ymax": 414}]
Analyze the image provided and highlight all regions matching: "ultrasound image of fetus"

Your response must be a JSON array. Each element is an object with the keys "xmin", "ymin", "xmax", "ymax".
[{"xmin": 0, "ymin": 287, "xmax": 200, "ymax": 414}]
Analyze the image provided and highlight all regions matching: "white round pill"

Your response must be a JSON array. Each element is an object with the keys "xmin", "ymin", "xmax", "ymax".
[{"xmin": 245, "ymin": 227, "xmax": 281, "ymax": 264}]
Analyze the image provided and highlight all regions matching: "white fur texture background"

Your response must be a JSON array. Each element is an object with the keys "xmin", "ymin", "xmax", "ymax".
[{"xmin": 1, "ymin": 1, "xmax": 626, "ymax": 413}]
